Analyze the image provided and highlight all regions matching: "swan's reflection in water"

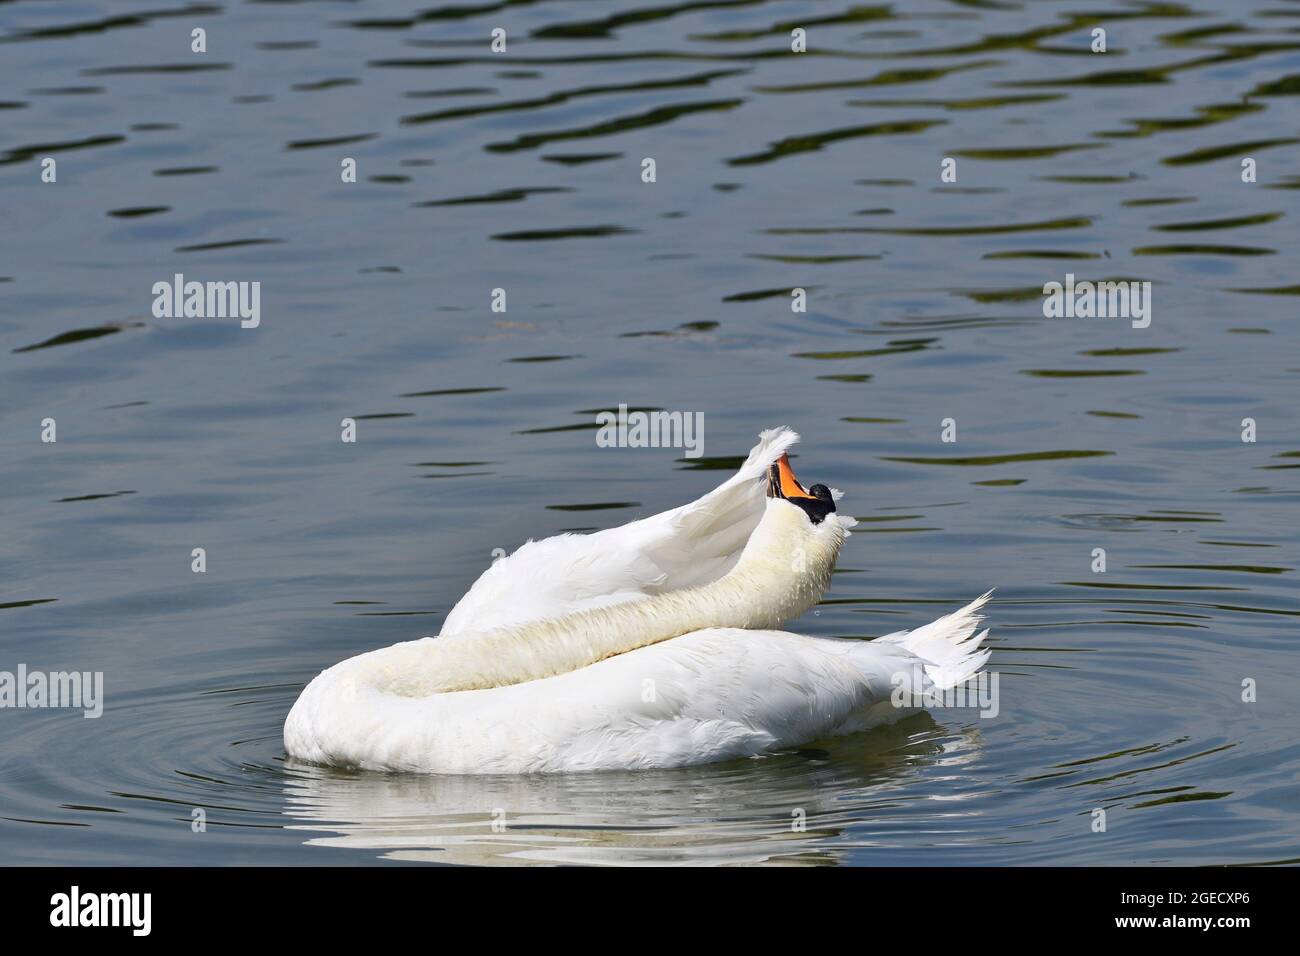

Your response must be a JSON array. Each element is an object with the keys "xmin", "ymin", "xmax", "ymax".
[{"xmin": 282, "ymin": 716, "xmax": 985, "ymax": 866}]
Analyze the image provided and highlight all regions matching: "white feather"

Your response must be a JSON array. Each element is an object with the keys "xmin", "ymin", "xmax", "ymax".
[
  {"xmin": 285, "ymin": 618, "xmax": 994, "ymax": 774},
  {"xmin": 284, "ymin": 429, "xmax": 994, "ymax": 774},
  {"xmin": 439, "ymin": 427, "xmax": 802, "ymax": 635}
]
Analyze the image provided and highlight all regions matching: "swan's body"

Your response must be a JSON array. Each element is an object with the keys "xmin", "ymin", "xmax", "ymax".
[{"xmin": 285, "ymin": 428, "xmax": 993, "ymax": 774}]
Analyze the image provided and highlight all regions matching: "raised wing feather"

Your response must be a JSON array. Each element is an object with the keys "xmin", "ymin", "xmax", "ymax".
[{"xmin": 439, "ymin": 427, "xmax": 801, "ymax": 636}]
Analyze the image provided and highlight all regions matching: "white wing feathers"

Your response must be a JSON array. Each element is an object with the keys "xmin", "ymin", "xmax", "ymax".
[{"xmin": 439, "ymin": 427, "xmax": 802, "ymax": 636}]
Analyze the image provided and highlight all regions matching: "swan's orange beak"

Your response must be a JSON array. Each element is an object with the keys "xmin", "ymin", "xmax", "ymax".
[{"xmin": 767, "ymin": 453, "xmax": 817, "ymax": 500}]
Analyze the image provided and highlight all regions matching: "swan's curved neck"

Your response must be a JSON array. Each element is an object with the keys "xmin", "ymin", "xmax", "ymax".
[{"xmin": 389, "ymin": 501, "xmax": 846, "ymax": 695}]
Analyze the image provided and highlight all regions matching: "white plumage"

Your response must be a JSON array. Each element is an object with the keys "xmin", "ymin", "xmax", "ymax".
[
  {"xmin": 284, "ymin": 427, "xmax": 993, "ymax": 774},
  {"xmin": 440, "ymin": 427, "xmax": 801, "ymax": 636}
]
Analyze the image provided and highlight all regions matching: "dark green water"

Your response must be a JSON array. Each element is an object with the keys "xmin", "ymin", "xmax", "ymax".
[{"xmin": 1, "ymin": 0, "xmax": 1297, "ymax": 865}]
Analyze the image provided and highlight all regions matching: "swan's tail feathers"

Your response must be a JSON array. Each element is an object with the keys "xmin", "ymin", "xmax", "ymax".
[{"xmin": 880, "ymin": 591, "xmax": 994, "ymax": 690}]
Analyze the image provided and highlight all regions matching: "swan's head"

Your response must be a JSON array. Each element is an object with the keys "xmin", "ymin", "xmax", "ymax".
[
  {"xmin": 766, "ymin": 452, "xmax": 837, "ymax": 525},
  {"xmin": 722, "ymin": 452, "xmax": 855, "ymax": 628},
  {"xmin": 759, "ymin": 452, "xmax": 853, "ymax": 559}
]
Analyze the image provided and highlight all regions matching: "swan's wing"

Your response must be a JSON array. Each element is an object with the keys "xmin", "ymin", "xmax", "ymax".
[
  {"xmin": 439, "ymin": 427, "xmax": 801, "ymax": 636},
  {"xmin": 613, "ymin": 425, "xmax": 805, "ymax": 589}
]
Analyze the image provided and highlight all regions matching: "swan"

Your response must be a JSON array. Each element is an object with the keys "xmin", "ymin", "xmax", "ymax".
[{"xmin": 284, "ymin": 428, "xmax": 993, "ymax": 774}]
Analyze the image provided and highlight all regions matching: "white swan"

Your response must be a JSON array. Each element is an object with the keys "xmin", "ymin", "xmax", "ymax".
[{"xmin": 284, "ymin": 428, "xmax": 993, "ymax": 774}]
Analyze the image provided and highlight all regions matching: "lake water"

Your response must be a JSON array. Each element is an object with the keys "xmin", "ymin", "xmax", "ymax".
[{"xmin": 1, "ymin": 0, "xmax": 1297, "ymax": 866}]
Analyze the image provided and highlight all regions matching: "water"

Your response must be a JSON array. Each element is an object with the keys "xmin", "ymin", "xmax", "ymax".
[{"xmin": 1, "ymin": 0, "xmax": 1297, "ymax": 866}]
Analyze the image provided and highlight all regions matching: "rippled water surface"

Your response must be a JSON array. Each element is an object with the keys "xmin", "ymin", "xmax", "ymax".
[{"xmin": 2, "ymin": 0, "xmax": 1298, "ymax": 865}]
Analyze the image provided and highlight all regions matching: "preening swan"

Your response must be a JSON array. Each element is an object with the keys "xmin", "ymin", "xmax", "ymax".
[{"xmin": 284, "ymin": 428, "xmax": 993, "ymax": 774}]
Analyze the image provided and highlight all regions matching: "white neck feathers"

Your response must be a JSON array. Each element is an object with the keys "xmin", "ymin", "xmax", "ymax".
[{"xmin": 383, "ymin": 501, "xmax": 847, "ymax": 696}]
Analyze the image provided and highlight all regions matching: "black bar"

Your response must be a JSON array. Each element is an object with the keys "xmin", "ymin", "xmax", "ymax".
[{"xmin": 1, "ymin": 865, "xmax": 1287, "ymax": 940}]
